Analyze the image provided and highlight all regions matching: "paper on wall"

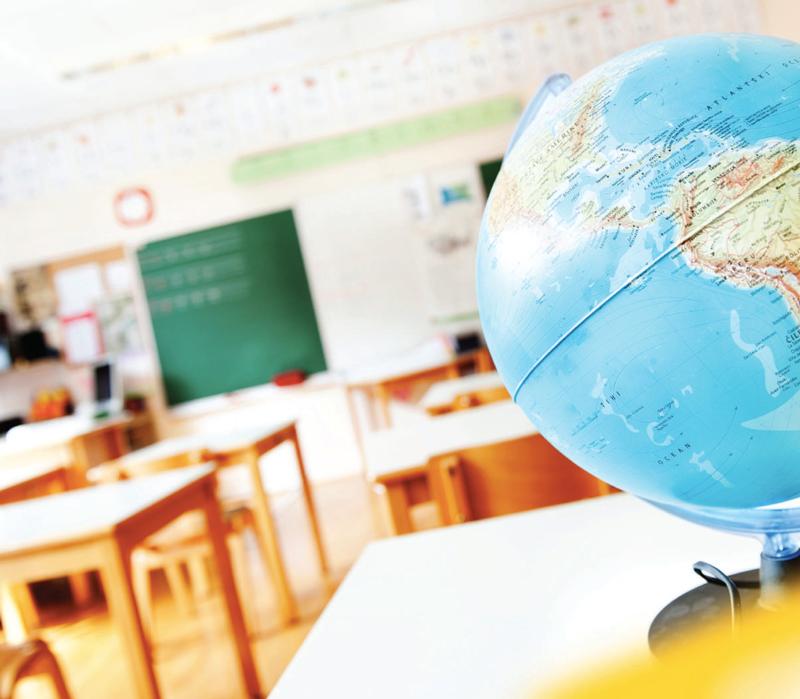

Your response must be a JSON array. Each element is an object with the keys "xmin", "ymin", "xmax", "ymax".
[
  {"xmin": 104, "ymin": 260, "xmax": 133, "ymax": 294},
  {"xmin": 413, "ymin": 164, "xmax": 484, "ymax": 327},
  {"xmin": 53, "ymin": 263, "xmax": 105, "ymax": 317},
  {"xmin": 62, "ymin": 312, "xmax": 103, "ymax": 364}
]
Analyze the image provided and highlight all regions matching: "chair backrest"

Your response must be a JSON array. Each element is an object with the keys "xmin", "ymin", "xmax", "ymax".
[
  {"xmin": 119, "ymin": 449, "xmax": 208, "ymax": 479},
  {"xmin": 429, "ymin": 434, "xmax": 607, "ymax": 523},
  {"xmin": 449, "ymin": 386, "xmax": 510, "ymax": 413},
  {"xmin": 68, "ymin": 424, "xmax": 129, "ymax": 485}
]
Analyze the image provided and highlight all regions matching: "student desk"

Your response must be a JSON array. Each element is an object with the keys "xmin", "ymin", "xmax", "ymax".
[
  {"xmin": 0, "ymin": 463, "xmax": 71, "ymax": 641},
  {"xmin": 0, "ymin": 463, "xmax": 94, "ymax": 638},
  {"xmin": 0, "ymin": 462, "xmax": 69, "ymax": 505},
  {"xmin": 419, "ymin": 371, "xmax": 507, "ymax": 415},
  {"xmin": 270, "ymin": 495, "xmax": 759, "ymax": 699},
  {"xmin": 347, "ymin": 348, "xmax": 493, "ymax": 430},
  {"xmin": 0, "ymin": 466, "xmax": 262, "ymax": 699},
  {"xmin": 0, "ymin": 415, "xmax": 131, "ymax": 485},
  {"xmin": 365, "ymin": 401, "xmax": 535, "ymax": 533},
  {"xmin": 117, "ymin": 420, "xmax": 329, "ymax": 626}
]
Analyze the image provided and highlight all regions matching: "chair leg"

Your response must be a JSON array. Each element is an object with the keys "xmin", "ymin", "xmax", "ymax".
[
  {"xmin": 130, "ymin": 553, "xmax": 154, "ymax": 641},
  {"xmin": 187, "ymin": 555, "xmax": 212, "ymax": 604},
  {"xmin": 0, "ymin": 583, "xmax": 38, "ymax": 643},
  {"xmin": 163, "ymin": 563, "xmax": 193, "ymax": 617},
  {"xmin": 38, "ymin": 646, "xmax": 73, "ymax": 699},
  {"xmin": 227, "ymin": 533, "xmax": 254, "ymax": 634},
  {"xmin": 12, "ymin": 642, "xmax": 74, "ymax": 699}
]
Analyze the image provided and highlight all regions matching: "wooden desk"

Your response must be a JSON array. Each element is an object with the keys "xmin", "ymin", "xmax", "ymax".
[
  {"xmin": 1, "ymin": 415, "xmax": 131, "ymax": 485},
  {"xmin": 347, "ymin": 348, "xmax": 493, "ymax": 430},
  {"xmin": 366, "ymin": 401, "xmax": 535, "ymax": 533},
  {"xmin": 0, "ymin": 463, "xmax": 77, "ymax": 641},
  {"xmin": 0, "ymin": 463, "xmax": 69, "ymax": 505},
  {"xmin": 419, "ymin": 371, "xmax": 507, "ymax": 415},
  {"xmin": 119, "ymin": 420, "xmax": 329, "ymax": 626},
  {"xmin": 0, "ymin": 466, "xmax": 262, "ymax": 699},
  {"xmin": 269, "ymin": 495, "xmax": 760, "ymax": 699}
]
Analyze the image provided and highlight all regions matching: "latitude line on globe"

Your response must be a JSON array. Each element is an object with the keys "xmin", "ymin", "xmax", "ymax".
[{"xmin": 511, "ymin": 159, "xmax": 800, "ymax": 401}]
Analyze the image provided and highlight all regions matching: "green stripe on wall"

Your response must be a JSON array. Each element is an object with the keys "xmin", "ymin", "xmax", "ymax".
[{"xmin": 232, "ymin": 96, "xmax": 521, "ymax": 184}]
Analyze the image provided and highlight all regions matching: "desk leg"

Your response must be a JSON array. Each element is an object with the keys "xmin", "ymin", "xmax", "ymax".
[
  {"xmin": 200, "ymin": 487, "xmax": 262, "ymax": 699},
  {"xmin": 68, "ymin": 573, "xmax": 94, "ymax": 607},
  {"xmin": 374, "ymin": 385, "xmax": 392, "ymax": 429},
  {"xmin": 245, "ymin": 447, "xmax": 298, "ymax": 626},
  {"xmin": 289, "ymin": 427, "xmax": 330, "ymax": 579},
  {"xmin": 99, "ymin": 540, "xmax": 160, "ymax": 699},
  {"xmin": 361, "ymin": 388, "xmax": 380, "ymax": 431},
  {"xmin": 0, "ymin": 582, "xmax": 38, "ymax": 642},
  {"xmin": 384, "ymin": 484, "xmax": 413, "ymax": 535},
  {"xmin": 346, "ymin": 387, "xmax": 369, "ymax": 475},
  {"xmin": 51, "ymin": 468, "xmax": 95, "ymax": 608}
]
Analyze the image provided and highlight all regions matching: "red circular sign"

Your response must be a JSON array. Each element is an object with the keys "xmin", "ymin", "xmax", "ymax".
[{"xmin": 114, "ymin": 187, "xmax": 154, "ymax": 226}]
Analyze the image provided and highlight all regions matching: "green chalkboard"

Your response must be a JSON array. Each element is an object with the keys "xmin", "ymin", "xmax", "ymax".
[
  {"xmin": 137, "ymin": 210, "xmax": 326, "ymax": 405},
  {"xmin": 479, "ymin": 158, "xmax": 504, "ymax": 199}
]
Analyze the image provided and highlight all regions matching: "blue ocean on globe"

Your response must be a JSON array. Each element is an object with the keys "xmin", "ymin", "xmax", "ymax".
[{"xmin": 477, "ymin": 34, "xmax": 800, "ymax": 508}]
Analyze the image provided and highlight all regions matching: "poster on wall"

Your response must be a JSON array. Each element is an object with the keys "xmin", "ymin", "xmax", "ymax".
[
  {"xmin": 61, "ymin": 311, "xmax": 103, "ymax": 364},
  {"xmin": 11, "ymin": 265, "xmax": 56, "ymax": 329},
  {"xmin": 412, "ymin": 164, "xmax": 484, "ymax": 328},
  {"xmin": 97, "ymin": 294, "xmax": 143, "ymax": 356}
]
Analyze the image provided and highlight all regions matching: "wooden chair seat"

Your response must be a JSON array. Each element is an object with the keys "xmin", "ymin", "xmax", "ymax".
[
  {"xmin": 429, "ymin": 434, "xmax": 611, "ymax": 525},
  {"xmin": 449, "ymin": 386, "xmax": 510, "ymax": 412},
  {"xmin": 0, "ymin": 639, "xmax": 71, "ymax": 699}
]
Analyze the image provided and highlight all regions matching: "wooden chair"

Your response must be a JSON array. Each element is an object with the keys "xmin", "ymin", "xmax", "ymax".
[
  {"xmin": 428, "ymin": 434, "xmax": 610, "ymax": 525},
  {"xmin": 0, "ymin": 639, "xmax": 72, "ymax": 699},
  {"xmin": 88, "ymin": 451, "xmax": 260, "ymax": 639},
  {"xmin": 68, "ymin": 422, "xmax": 129, "ymax": 487},
  {"xmin": 448, "ymin": 386, "xmax": 510, "ymax": 414}
]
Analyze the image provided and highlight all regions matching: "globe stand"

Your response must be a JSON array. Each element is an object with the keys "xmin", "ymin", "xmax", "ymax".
[{"xmin": 648, "ymin": 548, "xmax": 800, "ymax": 655}]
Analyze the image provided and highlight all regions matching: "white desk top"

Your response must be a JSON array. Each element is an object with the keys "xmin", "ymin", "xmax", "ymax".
[
  {"xmin": 419, "ymin": 371, "xmax": 504, "ymax": 410},
  {"xmin": 0, "ymin": 465, "xmax": 213, "ymax": 557},
  {"xmin": 271, "ymin": 495, "xmax": 760, "ymax": 699},
  {"xmin": 0, "ymin": 462, "xmax": 64, "ymax": 493},
  {"xmin": 120, "ymin": 419, "xmax": 295, "ymax": 466},
  {"xmin": 364, "ymin": 401, "xmax": 534, "ymax": 476},
  {"xmin": 0, "ymin": 414, "xmax": 130, "ymax": 457},
  {"xmin": 345, "ymin": 342, "xmax": 459, "ymax": 386}
]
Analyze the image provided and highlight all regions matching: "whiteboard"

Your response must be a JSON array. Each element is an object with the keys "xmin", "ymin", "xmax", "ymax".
[
  {"xmin": 296, "ymin": 162, "xmax": 487, "ymax": 371},
  {"xmin": 296, "ymin": 174, "xmax": 434, "ymax": 370}
]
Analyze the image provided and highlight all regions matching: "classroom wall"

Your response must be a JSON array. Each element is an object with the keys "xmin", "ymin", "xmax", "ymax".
[
  {"xmin": 0, "ymin": 124, "xmax": 511, "ymax": 273},
  {"xmin": 0, "ymin": 0, "xmax": 787, "ymax": 484},
  {"xmin": 761, "ymin": 0, "xmax": 800, "ymax": 42},
  {"xmin": 2, "ymin": 0, "xmax": 780, "ymax": 276}
]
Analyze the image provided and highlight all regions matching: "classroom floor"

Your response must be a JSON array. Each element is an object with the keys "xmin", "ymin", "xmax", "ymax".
[{"xmin": 14, "ymin": 476, "xmax": 384, "ymax": 699}]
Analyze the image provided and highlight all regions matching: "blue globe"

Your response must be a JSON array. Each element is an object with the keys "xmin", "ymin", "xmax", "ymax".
[{"xmin": 478, "ymin": 34, "xmax": 800, "ymax": 509}]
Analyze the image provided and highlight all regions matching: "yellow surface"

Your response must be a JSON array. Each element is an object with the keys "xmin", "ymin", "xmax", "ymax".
[{"xmin": 542, "ymin": 588, "xmax": 800, "ymax": 699}]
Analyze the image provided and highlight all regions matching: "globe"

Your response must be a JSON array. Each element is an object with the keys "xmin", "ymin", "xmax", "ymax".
[{"xmin": 477, "ymin": 33, "xmax": 800, "ymax": 510}]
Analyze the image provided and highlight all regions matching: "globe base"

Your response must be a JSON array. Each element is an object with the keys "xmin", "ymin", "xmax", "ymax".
[
  {"xmin": 649, "ymin": 568, "xmax": 759, "ymax": 655},
  {"xmin": 649, "ymin": 551, "xmax": 800, "ymax": 656}
]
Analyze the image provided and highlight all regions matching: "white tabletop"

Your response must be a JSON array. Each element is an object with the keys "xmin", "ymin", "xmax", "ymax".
[
  {"xmin": 419, "ymin": 372, "xmax": 504, "ymax": 410},
  {"xmin": 0, "ymin": 462, "xmax": 64, "ymax": 493},
  {"xmin": 271, "ymin": 495, "xmax": 760, "ymax": 699},
  {"xmin": 364, "ymin": 401, "xmax": 535, "ymax": 476},
  {"xmin": 0, "ymin": 465, "xmax": 213, "ymax": 556},
  {"xmin": 0, "ymin": 414, "xmax": 130, "ymax": 457},
  {"xmin": 345, "ymin": 340, "xmax": 455, "ymax": 386},
  {"xmin": 120, "ymin": 419, "xmax": 295, "ymax": 466}
]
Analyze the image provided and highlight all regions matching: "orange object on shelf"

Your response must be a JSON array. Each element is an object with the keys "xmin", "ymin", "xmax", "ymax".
[{"xmin": 29, "ymin": 387, "xmax": 74, "ymax": 422}]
